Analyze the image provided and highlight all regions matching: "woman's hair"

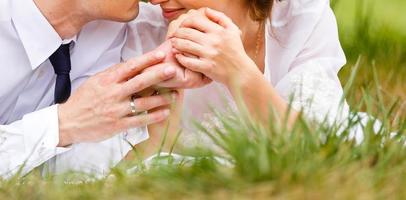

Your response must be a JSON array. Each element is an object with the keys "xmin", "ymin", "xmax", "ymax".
[{"xmin": 247, "ymin": 0, "xmax": 274, "ymax": 21}]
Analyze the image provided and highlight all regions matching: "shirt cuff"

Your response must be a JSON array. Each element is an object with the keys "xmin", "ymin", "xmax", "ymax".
[
  {"xmin": 124, "ymin": 126, "xmax": 149, "ymax": 146},
  {"xmin": 22, "ymin": 105, "xmax": 70, "ymax": 164}
]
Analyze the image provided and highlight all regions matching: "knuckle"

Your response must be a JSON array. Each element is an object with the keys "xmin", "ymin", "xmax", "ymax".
[
  {"xmin": 206, "ymin": 62, "xmax": 216, "ymax": 72},
  {"xmin": 184, "ymin": 18, "xmax": 194, "ymax": 25},
  {"xmin": 210, "ymin": 38, "xmax": 221, "ymax": 48},
  {"xmin": 104, "ymin": 107, "xmax": 117, "ymax": 119},
  {"xmin": 133, "ymin": 80, "xmax": 145, "ymax": 91},
  {"xmin": 182, "ymin": 58, "xmax": 192, "ymax": 67},
  {"xmin": 207, "ymin": 49, "xmax": 219, "ymax": 59},
  {"xmin": 120, "ymin": 85, "xmax": 131, "ymax": 96},
  {"xmin": 159, "ymin": 70, "xmax": 169, "ymax": 79},
  {"xmin": 126, "ymin": 58, "xmax": 141, "ymax": 70}
]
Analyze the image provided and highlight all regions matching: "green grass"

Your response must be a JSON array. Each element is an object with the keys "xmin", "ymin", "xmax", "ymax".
[
  {"xmin": 1, "ymin": 0, "xmax": 405, "ymax": 199},
  {"xmin": 334, "ymin": 0, "xmax": 406, "ymax": 120}
]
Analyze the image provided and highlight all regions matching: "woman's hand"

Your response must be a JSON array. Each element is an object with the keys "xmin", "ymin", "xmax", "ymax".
[
  {"xmin": 170, "ymin": 8, "xmax": 260, "ymax": 87},
  {"xmin": 143, "ymin": 40, "xmax": 212, "ymax": 89},
  {"xmin": 166, "ymin": 9, "xmax": 205, "ymax": 39}
]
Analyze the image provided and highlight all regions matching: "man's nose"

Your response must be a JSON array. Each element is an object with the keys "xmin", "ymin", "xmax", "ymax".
[{"xmin": 149, "ymin": 0, "xmax": 168, "ymax": 5}]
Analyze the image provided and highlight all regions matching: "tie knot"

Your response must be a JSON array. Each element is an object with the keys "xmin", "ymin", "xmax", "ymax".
[
  {"xmin": 49, "ymin": 43, "xmax": 72, "ymax": 75},
  {"xmin": 50, "ymin": 43, "xmax": 72, "ymax": 104}
]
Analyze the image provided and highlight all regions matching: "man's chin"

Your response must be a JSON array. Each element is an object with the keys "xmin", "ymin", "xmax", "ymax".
[
  {"xmin": 114, "ymin": 6, "xmax": 140, "ymax": 22},
  {"xmin": 111, "ymin": 12, "xmax": 139, "ymax": 22}
]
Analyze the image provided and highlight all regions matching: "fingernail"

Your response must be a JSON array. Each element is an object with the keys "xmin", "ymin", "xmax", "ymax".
[
  {"xmin": 155, "ymin": 51, "xmax": 165, "ymax": 59},
  {"xmin": 164, "ymin": 67, "xmax": 176, "ymax": 75}
]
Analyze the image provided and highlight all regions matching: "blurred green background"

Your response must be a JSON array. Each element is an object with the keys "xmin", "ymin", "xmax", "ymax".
[{"xmin": 334, "ymin": 0, "xmax": 406, "ymax": 118}]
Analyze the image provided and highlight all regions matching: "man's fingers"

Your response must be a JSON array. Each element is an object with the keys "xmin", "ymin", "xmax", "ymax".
[
  {"xmin": 171, "ymin": 38, "xmax": 206, "ymax": 58},
  {"xmin": 117, "ymin": 50, "xmax": 166, "ymax": 82},
  {"xmin": 132, "ymin": 93, "xmax": 176, "ymax": 115},
  {"xmin": 117, "ymin": 92, "xmax": 175, "ymax": 117},
  {"xmin": 121, "ymin": 109, "xmax": 171, "ymax": 129},
  {"xmin": 122, "ymin": 64, "xmax": 176, "ymax": 96}
]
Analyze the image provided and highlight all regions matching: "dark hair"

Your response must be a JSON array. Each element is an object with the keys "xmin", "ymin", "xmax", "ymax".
[{"xmin": 247, "ymin": 0, "xmax": 274, "ymax": 21}]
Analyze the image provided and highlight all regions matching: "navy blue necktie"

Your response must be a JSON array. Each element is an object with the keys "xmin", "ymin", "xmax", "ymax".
[{"xmin": 49, "ymin": 43, "xmax": 72, "ymax": 104}]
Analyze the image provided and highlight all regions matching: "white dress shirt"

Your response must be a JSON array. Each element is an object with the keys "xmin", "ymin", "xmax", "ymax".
[
  {"xmin": 0, "ymin": 0, "xmax": 148, "ymax": 178},
  {"xmin": 124, "ymin": 1, "xmax": 352, "ymax": 147}
]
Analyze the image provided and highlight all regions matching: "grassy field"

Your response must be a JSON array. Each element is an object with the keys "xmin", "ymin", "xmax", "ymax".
[
  {"xmin": 1, "ymin": 0, "xmax": 405, "ymax": 199},
  {"xmin": 334, "ymin": 0, "xmax": 406, "ymax": 120}
]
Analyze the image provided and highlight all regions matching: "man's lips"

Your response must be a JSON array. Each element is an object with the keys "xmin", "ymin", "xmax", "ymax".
[{"xmin": 162, "ymin": 8, "xmax": 185, "ymax": 19}]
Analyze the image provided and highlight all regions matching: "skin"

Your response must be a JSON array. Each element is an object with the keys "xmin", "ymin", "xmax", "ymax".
[
  {"xmin": 150, "ymin": 0, "xmax": 299, "ymax": 125},
  {"xmin": 32, "ymin": 0, "xmax": 207, "ymax": 148}
]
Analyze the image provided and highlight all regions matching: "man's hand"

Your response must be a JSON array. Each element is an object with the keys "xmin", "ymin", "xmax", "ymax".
[
  {"xmin": 143, "ymin": 40, "xmax": 212, "ymax": 89},
  {"xmin": 57, "ymin": 50, "xmax": 177, "ymax": 147}
]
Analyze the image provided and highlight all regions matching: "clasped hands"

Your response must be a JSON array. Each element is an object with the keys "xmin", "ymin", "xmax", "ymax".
[{"xmin": 57, "ymin": 8, "xmax": 250, "ymax": 147}]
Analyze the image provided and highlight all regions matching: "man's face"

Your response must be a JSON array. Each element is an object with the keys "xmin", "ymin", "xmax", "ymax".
[{"xmin": 83, "ymin": 0, "xmax": 141, "ymax": 22}]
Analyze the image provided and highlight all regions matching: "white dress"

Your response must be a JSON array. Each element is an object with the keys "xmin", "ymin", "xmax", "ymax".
[{"xmin": 124, "ymin": 1, "xmax": 362, "ymax": 146}]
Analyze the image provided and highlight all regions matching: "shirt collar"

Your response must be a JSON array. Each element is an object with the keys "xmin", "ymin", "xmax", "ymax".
[{"xmin": 11, "ymin": 0, "xmax": 75, "ymax": 70}]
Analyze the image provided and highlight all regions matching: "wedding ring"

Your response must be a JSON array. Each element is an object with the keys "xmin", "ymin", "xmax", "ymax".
[{"xmin": 130, "ymin": 95, "xmax": 138, "ymax": 116}]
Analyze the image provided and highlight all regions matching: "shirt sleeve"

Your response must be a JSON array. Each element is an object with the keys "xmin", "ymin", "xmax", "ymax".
[
  {"xmin": 274, "ymin": 1, "xmax": 350, "ymax": 124},
  {"xmin": 0, "ymin": 105, "xmax": 70, "ymax": 179},
  {"xmin": 47, "ymin": 127, "xmax": 148, "ymax": 177}
]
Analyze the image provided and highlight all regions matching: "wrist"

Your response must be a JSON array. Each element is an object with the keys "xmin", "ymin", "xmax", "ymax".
[
  {"xmin": 57, "ymin": 104, "xmax": 75, "ymax": 147},
  {"xmin": 226, "ymin": 58, "xmax": 262, "ymax": 93}
]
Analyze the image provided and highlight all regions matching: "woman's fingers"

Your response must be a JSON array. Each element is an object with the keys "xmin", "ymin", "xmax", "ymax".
[
  {"xmin": 123, "ymin": 64, "xmax": 176, "ymax": 96},
  {"xmin": 172, "ymin": 28, "xmax": 207, "ymax": 44},
  {"xmin": 175, "ymin": 54, "xmax": 209, "ymax": 74},
  {"xmin": 184, "ymin": 69, "xmax": 212, "ymax": 88},
  {"xmin": 167, "ymin": 13, "xmax": 189, "ymax": 39},
  {"xmin": 171, "ymin": 38, "xmax": 206, "ymax": 58},
  {"xmin": 181, "ymin": 13, "xmax": 224, "ymax": 33}
]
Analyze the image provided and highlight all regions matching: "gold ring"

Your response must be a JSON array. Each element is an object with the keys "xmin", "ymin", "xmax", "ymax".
[{"xmin": 130, "ymin": 95, "xmax": 137, "ymax": 116}]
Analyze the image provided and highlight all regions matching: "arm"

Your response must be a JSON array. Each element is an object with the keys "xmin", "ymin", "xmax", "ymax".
[
  {"xmin": 171, "ymin": 7, "xmax": 348, "ymax": 126},
  {"xmin": 1, "ymin": 50, "xmax": 177, "ymax": 178},
  {"xmin": 0, "ymin": 106, "xmax": 69, "ymax": 179},
  {"xmin": 170, "ymin": 8, "xmax": 298, "ymax": 125}
]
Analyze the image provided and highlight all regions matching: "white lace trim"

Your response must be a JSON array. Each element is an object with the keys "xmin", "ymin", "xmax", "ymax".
[{"xmin": 275, "ymin": 60, "xmax": 349, "ymax": 124}]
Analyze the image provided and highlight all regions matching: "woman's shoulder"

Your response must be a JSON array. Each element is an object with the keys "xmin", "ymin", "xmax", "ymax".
[{"xmin": 271, "ymin": 0, "xmax": 330, "ymax": 28}]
